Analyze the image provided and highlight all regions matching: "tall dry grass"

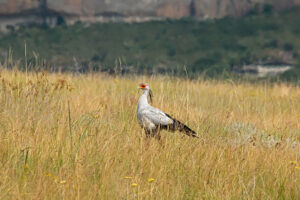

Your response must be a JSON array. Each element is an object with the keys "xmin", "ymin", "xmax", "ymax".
[{"xmin": 0, "ymin": 69, "xmax": 299, "ymax": 199}]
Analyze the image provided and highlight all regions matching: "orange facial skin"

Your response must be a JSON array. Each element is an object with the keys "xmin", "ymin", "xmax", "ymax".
[{"xmin": 139, "ymin": 83, "xmax": 147, "ymax": 89}]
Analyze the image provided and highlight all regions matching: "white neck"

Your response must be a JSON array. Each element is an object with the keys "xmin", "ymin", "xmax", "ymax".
[{"xmin": 137, "ymin": 90, "xmax": 150, "ymax": 110}]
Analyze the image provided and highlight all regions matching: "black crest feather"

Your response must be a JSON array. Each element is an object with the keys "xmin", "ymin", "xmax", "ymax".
[{"xmin": 149, "ymin": 89, "xmax": 153, "ymax": 103}]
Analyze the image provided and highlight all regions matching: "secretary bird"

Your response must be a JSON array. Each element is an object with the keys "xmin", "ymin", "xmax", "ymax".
[{"xmin": 137, "ymin": 83, "xmax": 198, "ymax": 139}]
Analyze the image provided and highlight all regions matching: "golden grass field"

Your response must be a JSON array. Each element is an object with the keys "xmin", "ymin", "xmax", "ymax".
[{"xmin": 0, "ymin": 69, "xmax": 299, "ymax": 199}]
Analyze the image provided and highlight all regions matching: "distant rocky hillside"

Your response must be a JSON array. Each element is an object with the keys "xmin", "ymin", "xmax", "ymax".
[
  {"xmin": 0, "ymin": 5, "xmax": 299, "ymax": 80},
  {"xmin": 0, "ymin": 0, "xmax": 299, "ymax": 29}
]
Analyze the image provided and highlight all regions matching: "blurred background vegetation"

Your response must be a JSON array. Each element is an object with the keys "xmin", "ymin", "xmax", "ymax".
[{"xmin": 0, "ymin": 7, "xmax": 299, "ymax": 81}]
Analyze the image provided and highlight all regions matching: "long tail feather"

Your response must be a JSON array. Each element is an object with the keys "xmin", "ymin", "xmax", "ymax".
[{"xmin": 165, "ymin": 114, "xmax": 199, "ymax": 138}]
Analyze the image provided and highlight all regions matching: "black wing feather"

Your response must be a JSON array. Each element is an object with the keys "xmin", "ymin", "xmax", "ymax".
[{"xmin": 159, "ymin": 113, "xmax": 199, "ymax": 138}]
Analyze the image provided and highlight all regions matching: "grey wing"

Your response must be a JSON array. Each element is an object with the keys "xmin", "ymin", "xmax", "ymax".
[{"xmin": 142, "ymin": 107, "xmax": 173, "ymax": 126}]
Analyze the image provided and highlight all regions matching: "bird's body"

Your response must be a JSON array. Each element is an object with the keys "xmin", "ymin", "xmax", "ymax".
[{"xmin": 137, "ymin": 83, "xmax": 198, "ymax": 139}]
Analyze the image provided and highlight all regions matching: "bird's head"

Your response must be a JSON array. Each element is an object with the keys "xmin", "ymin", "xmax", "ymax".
[
  {"xmin": 137, "ymin": 83, "xmax": 153, "ymax": 103},
  {"xmin": 137, "ymin": 83, "xmax": 150, "ymax": 90}
]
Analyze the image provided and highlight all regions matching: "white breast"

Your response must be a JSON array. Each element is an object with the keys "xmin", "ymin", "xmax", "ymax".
[{"xmin": 137, "ymin": 89, "xmax": 173, "ymax": 131}]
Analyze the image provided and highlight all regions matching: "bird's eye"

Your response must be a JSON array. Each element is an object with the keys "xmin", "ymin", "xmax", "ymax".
[{"xmin": 140, "ymin": 84, "xmax": 146, "ymax": 88}]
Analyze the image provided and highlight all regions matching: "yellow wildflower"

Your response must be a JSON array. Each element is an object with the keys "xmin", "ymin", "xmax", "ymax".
[
  {"xmin": 295, "ymin": 166, "xmax": 300, "ymax": 170},
  {"xmin": 60, "ymin": 180, "xmax": 66, "ymax": 184},
  {"xmin": 22, "ymin": 164, "xmax": 30, "ymax": 174},
  {"xmin": 45, "ymin": 173, "xmax": 52, "ymax": 177},
  {"xmin": 148, "ymin": 178, "xmax": 155, "ymax": 183},
  {"xmin": 248, "ymin": 91, "xmax": 257, "ymax": 97},
  {"xmin": 131, "ymin": 183, "xmax": 138, "ymax": 187},
  {"xmin": 93, "ymin": 114, "xmax": 99, "ymax": 119},
  {"xmin": 53, "ymin": 176, "xmax": 58, "ymax": 183},
  {"xmin": 289, "ymin": 161, "xmax": 297, "ymax": 165},
  {"xmin": 22, "ymin": 164, "xmax": 29, "ymax": 169},
  {"xmin": 297, "ymin": 115, "xmax": 300, "ymax": 118}
]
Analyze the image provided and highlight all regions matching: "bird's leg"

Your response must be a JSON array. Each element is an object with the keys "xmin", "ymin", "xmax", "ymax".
[
  {"xmin": 154, "ymin": 132, "xmax": 161, "ymax": 140},
  {"xmin": 154, "ymin": 126, "xmax": 161, "ymax": 141},
  {"xmin": 144, "ymin": 128, "xmax": 161, "ymax": 141},
  {"xmin": 143, "ymin": 129, "xmax": 152, "ymax": 148},
  {"xmin": 144, "ymin": 129, "xmax": 151, "ymax": 138}
]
